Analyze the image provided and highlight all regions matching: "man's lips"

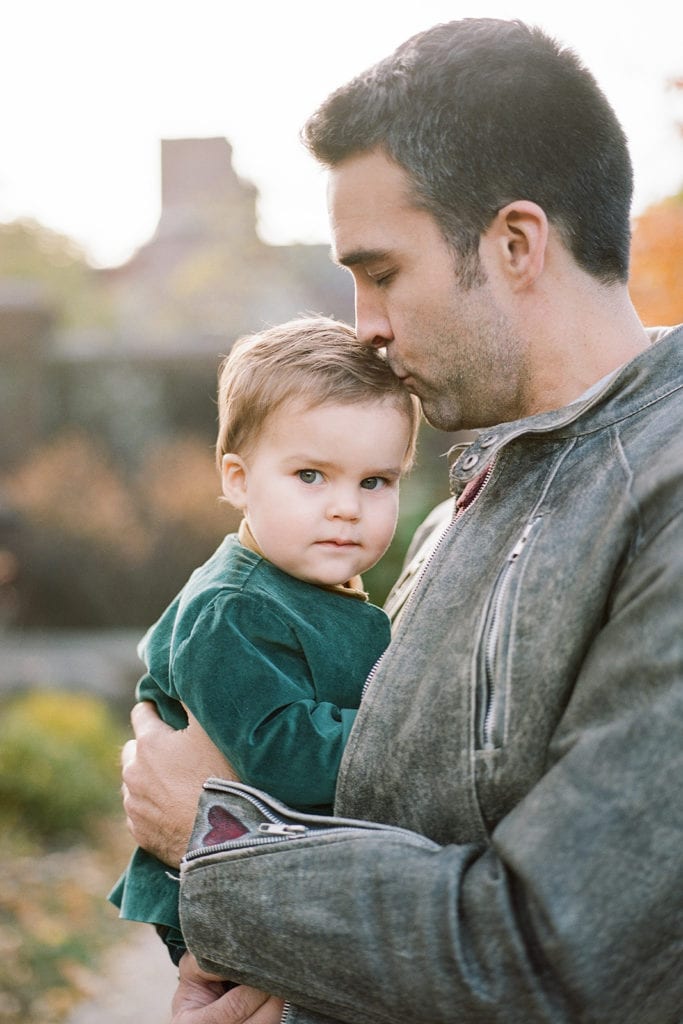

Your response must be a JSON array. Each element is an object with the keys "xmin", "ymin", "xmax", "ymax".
[
  {"xmin": 394, "ymin": 370, "xmax": 417, "ymax": 392},
  {"xmin": 386, "ymin": 357, "xmax": 410, "ymax": 382}
]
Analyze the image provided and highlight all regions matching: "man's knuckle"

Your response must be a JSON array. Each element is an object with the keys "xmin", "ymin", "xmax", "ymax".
[{"xmin": 225, "ymin": 987, "xmax": 251, "ymax": 1019}]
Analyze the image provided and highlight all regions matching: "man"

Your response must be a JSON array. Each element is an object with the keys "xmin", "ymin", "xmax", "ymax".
[{"xmin": 122, "ymin": 18, "xmax": 683, "ymax": 1024}]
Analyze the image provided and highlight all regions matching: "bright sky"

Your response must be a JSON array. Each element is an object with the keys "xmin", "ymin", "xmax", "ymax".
[{"xmin": 2, "ymin": 0, "xmax": 682, "ymax": 267}]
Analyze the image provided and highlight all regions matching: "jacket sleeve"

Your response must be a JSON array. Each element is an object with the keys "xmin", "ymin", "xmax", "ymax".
[
  {"xmin": 172, "ymin": 593, "xmax": 357, "ymax": 809},
  {"xmin": 178, "ymin": 510, "xmax": 683, "ymax": 1023}
]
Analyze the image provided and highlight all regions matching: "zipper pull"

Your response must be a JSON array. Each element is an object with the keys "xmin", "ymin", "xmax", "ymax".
[
  {"xmin": 257, "ymin": 823, "xmax": 307, "ymax": 836},
  {"xmin": 508, "ymin": 519, "xmax": 539, "ymax": 561}
]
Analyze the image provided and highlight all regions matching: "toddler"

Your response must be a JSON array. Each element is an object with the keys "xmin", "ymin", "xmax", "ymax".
[{"xmin": 109, "ymin": 316, "xmax": 420, "ymax": 964}]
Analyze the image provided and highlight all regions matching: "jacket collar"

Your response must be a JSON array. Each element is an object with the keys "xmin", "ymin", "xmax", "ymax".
[{"xmin": 449, "ymin": 324, "xmax": 683, "ymax": 492}]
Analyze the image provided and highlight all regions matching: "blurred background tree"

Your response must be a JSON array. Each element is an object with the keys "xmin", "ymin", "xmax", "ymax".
[
  {"xmin": 630, "ymin": 191, "xmax": 683, "ymax": 325},
  {"xmin": 629, "ymin": 76, "xmax": 683, "ymax": 326},
  {"xmin": 0, "ymin": 219, "xmax": 112, "ymax": 330}
]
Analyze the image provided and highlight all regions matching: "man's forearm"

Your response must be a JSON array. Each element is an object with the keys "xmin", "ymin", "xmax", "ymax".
[{"xmin": 122, "ymin": 701, "xmax": 238, "ymax": 867}]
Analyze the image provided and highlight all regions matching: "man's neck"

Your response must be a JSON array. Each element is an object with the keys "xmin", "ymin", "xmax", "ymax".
[{"xmin": 519, "ymin": 273, "xmax": 650, "ymax": 416}]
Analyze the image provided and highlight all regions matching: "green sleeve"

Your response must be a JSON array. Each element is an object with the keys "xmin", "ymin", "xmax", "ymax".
[
  {"xmin": 172, "ymin": 593, "xmax": 357, "ymax": 809},
  {"xmin": 136, "ymin": 669, "xmax": 189, "ymax": 730}
]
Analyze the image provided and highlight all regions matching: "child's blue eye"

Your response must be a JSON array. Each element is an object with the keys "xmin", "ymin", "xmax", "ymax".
[
  {"xmin": 298, "ymin": 470, "xmax": 324, "ymax": 485},
  {"xmin": 360, "ymin": 477, "xmax": 387, "ymax": 491}
]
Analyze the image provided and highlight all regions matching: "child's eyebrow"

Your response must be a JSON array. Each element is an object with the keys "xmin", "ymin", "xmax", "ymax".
[
  {"xmin": 283, "ymin": 454, "xmax": 336, "ymax": 467},
  {"xmin": 284, "ymin": 456, "xmax": 349, "ymax": 475}
]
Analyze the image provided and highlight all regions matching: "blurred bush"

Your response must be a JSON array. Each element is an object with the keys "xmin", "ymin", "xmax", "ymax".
[
  {"xmin": 0, "ymin": 690, "xmax": 135, "ymax": 1022},
  {"xmin": 0, "ymin": 823, "xmax": 134, "ymax": 1024},
  {"xmin": 0, "ymin": 690, "xmax": 127, "ymax": 843},
  {"xmin": 3, "ymin": 431, "xmax": 240, "ymax": 627}
]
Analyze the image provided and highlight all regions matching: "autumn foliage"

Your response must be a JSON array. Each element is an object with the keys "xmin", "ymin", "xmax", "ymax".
[
  {"xmin": 629, "ymin": 191, "xmax": 683, "ymax": 327},
  {"xmin": 2, "ymin": 432, "xmax": 241, "ymax": 627}
]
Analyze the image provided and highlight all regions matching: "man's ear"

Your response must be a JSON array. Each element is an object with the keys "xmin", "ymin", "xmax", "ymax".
[
  {"xmin": 486, "ymin": 200, "xmax": 548, "ymax": 290},
  {"xmin": 221, "ymin": 453, "xmax": 248, "ymax": 510}
]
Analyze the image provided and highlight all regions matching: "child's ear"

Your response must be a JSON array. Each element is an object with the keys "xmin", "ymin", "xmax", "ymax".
[{"xmin": 221, "ymin": 453, "xmax": 248, "ymax": 509}]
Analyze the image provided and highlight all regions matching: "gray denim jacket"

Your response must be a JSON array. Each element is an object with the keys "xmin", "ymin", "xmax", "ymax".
[{"xmin": 180, "ymin": 327, "xmax": 683, "ymax": 1023}]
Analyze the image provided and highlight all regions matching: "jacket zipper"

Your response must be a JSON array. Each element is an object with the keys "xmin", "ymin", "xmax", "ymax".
[
  {"xmin": 476, "ymin": 437, "xmax": 576, "ymax": 750},
  {"xmin": 361, "ymin": 648, "xmax": 387, "ymax": 701},
  {"xmin": 358, "ymin": 458, "xmax": 497, "ymax": 704},
  {"xmin": 479, "ymin": 515, "xmax": 543, "ymax": 749},
  {"xmin": 361, "ymin": 457, "xmax": 498, "ymax": 704},
  {"xmin": 183, "ymin": 784, "xmax": 439, "ymax": 863}
]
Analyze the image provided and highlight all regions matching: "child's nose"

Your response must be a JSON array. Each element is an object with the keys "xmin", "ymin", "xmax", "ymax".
[{"xmin": 326, "ymin": 488, "xmax": 361, "ymax": 521}]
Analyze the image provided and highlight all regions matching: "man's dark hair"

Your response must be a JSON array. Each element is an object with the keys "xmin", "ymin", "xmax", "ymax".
[{"xmin": 302, "ymin": 18, "xmax": 633, "ymax": 284}]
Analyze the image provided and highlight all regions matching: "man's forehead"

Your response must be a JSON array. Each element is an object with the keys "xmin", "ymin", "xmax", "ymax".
[
  {"xmin": 327, "ymin": 149, "xmax": 412, "ymax": 206},
  {"xmin": 327, "ymin": 152, "xmax": 416, "ymax": 262}
]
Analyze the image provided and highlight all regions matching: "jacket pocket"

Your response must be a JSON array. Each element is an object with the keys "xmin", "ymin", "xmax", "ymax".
[{"xmin": 475, "ymin": 515, "xmax": 544, "ymax": 750}]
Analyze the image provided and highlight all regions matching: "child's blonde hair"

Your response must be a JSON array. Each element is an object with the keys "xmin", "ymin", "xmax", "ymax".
[{"xmin": 216, "ymin": 316, "xmax": 420, "ymax": 470}]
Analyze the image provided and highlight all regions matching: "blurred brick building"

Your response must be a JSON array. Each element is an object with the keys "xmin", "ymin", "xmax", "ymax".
[{"xmin": 0, "ymin": 137, "xmax": 353, "ymax": 469}]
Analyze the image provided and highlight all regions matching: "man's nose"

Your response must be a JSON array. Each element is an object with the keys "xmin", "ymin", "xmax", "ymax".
[{"xmin": 355, "ymin": 288, "xmax": 393, "ymax": 349}]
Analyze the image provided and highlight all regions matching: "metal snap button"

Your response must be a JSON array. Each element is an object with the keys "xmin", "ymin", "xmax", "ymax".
[
  {"xmin": 461, "ymin": 453, "xmax": 480, "ymax": 471},
  {"xmin": 479, "ymin": 434, "xmax": 498, "ymax": 449}
]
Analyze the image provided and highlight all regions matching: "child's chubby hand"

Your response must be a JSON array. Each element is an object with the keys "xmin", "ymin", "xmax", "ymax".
[{"xmin": 121, "ymin": 701, "xmax": 238, "ymax": 868}]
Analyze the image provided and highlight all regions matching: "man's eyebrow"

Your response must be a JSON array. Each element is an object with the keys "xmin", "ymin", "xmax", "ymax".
[{"xmin": 332, "ymin": 248, "xmax": 392, "ymax": 269}]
